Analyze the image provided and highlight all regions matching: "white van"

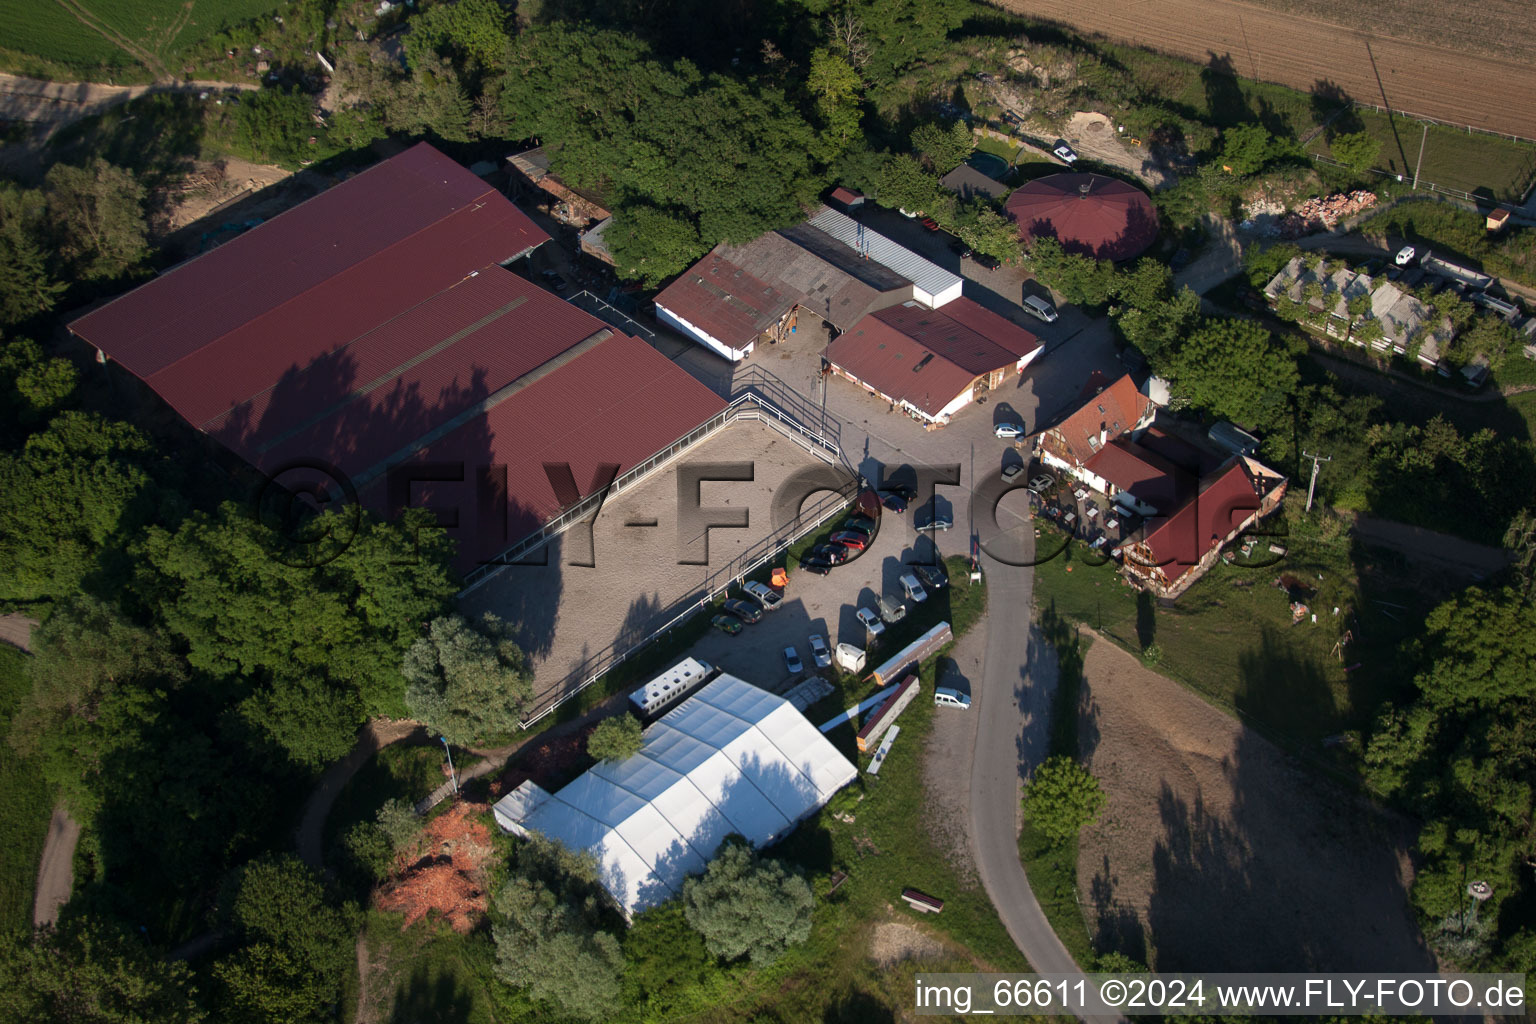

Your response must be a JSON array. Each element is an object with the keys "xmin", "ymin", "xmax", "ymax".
[
  {"xmin": 934, "ymin": 687, "xmax": 971, "ymax": 709},
  {"xmin": 1022, "ymin": 295, "xmax": 1058, "ymax": 323}
]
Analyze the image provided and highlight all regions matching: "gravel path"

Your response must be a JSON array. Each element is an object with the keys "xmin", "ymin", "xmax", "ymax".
[
  {"xmin": 32, "ymin": 806, "xmax": 80, "ymax": 927},
  {"xmin": 0, "ymin": 72, "xmax": 255, "ymax": 126}
]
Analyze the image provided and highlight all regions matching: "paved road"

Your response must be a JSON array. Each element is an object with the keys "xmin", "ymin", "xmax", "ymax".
[{"xmin": 32, "ymin": 806, "xmax": 80, "ymax": 927}]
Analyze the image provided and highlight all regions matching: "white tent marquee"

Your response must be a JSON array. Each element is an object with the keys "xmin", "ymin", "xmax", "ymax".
[{"xmin": 493, "ymin": 672, "xmax": 856, "ymax": 916}]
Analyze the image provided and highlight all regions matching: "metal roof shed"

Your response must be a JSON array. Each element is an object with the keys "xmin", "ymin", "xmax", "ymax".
[{"xmin": 807, "ymin": 208, "xmax": 963, "ymax": 308}]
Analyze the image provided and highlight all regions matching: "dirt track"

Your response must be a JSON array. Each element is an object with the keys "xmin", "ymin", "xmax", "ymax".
[
  {"xmin": 995, "ymin": 0, "xmax": 1536, "ymax": 141},
  {"xmin": 1074, "ymin": 632, "xmax": 1433, "ymax": 971}
]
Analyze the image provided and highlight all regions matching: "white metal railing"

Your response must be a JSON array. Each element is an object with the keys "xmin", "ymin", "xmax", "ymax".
[{"xmin": 458, "ymin": 388, "xmax": 837, "ymax": 593}]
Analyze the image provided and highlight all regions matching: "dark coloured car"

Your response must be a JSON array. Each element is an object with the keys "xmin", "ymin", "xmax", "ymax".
[
  {"xmin": 711, "ymin": 614, "xmax": 742, "ymax": 636},
  {"xmin": 810, "ymin": 543, "xmax": 850, "ymax": 564},
  {"xmin": 840, "ymin": 516, "xmax": 875, "ymax": 536},
  {"xmin": 828, "ymin": 531, "xmax": 868, "ymax": 551},
  {"xmin": 972, "ymin": 253, "xmax": 1000, "ymax": 270},
  {"xmin": 722, "ymin": 599, "xmax": 762, "ymax": 624},
  {"xmin": 915, "ymin": 564, "xmax": 949, "ymax": 591},
  {"xmin": 879, "ymin": 491, "xmax": 908, "ymax": 513},
  {"xmin": 885, "ymin": 484, "xmax": 917, "ymax": 501},
  {"xmin": 798, "ymin": 556, "xmax": 833, "ymax": 575},
  {"xmin": 949, "ymin": 238, "xmax": 974, "ymax": 259}
]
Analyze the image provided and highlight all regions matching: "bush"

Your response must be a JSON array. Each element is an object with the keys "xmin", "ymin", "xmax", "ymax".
[
  {"xmin": 682, "ymin": 842, "xmax": 813, "ymax": 967},
  {"xmin": 586, "ymin": 714, "xmax": 642, "ymax": 762},
  {"xmin": 230, "ymin": 88, "xmax": 316, "ymax": 165}
]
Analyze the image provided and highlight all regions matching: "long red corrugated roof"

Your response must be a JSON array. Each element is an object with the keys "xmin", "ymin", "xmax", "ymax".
[
  {"xmin": 69, "ymin": 142, "xmax": 549, "ymax": 428},
  {"xmin": 392, "ymin": 331, "xmax": 727, "ymax": 567}
]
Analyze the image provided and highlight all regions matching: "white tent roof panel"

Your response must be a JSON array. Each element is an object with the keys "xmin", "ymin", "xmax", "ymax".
[{"xmin": 495, "ymin": 673, "xmax": 856, "ymax": 916}]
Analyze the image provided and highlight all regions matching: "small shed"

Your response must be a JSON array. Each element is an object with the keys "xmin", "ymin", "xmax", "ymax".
[
  {"xmin": 1487, "ymin": 208, "xmax": 1511, "ymax": 233},
  {"xmin": 829, "ymin": 186, "xmax": 865, "ymax": 211}
]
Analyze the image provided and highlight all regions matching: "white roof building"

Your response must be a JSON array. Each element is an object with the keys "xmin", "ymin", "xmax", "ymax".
[
  {"xmin": 493, "ymin": 673, "xmax": 856, "ymax": 916},
  {"xmin": 807, "ymin": 208, "xmax": 964, "ymax": 308}
]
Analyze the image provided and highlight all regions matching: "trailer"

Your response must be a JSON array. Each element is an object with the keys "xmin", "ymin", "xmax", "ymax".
[
  {"xmin": 628, "ymin": 657, "xmax": 716, "ymax": 720},
  {"xmin": 867, "ymin": 621, "xmax": 953, "ymax": 687},
  {"xmin": 857, "ymin": 671, "xmax": 920, "ymax": 752}
]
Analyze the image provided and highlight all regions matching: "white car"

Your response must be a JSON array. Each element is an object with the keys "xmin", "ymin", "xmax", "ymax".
[
  {"xmin": 1395, "ymin": 245, "xmax": 1417, "ymax": 266},
  {"xmin": 808, "ymin": 634, "xmax": 831, "ymax": 668},
  {"xmin": 742, "ymin": 581, "xmax": 782, "ymax": 610},
  {"xmin": 994, "ymin": 422, "xmax": 1025, "ymax": 439},
  {"xmin": 934, "ymin": 686, "xmax": 972, "ymax": 709},
  {"xmin": 1052, "ymin": 138, "xmax": 1079, "ymax": 164},
  {"xmin": 783, "ymin": 646, "xmax": 803, "ymax": 674},
  {"xmin": 855, "ymin": 607, "xmax": 886, "ymax": 637}
]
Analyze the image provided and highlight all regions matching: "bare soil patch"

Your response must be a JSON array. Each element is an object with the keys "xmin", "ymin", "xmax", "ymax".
[
  {"xmin": 869, "ymin": 920, "xmax": 948, "ymax": 967},
  {"xmin": 156, "ymin": 157, "xmax": 293, "ymax": 236},
  {"xmin": 1074, "ymin": 632, "xmax": 1433, "ymax": 971},
  {"xmin": 375, "ymin": 802, "xmax": 493, "ymax": 934},
  {"xmin": 995, "ymin": 0, "xmax": 1536, "ymax": 140}
]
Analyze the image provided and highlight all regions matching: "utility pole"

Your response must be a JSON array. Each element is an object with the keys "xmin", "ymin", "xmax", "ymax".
[
  {"xmin": 1302, "ymin": 451, "xmax": 1332, "ymax": 513},
  {"xmin": 441, "ymin": 736, "xmax": 458, "ymax": 796},
  {"xmin": 1412, "ymin": 123, "xmax": 1429, "ymax": 190}
]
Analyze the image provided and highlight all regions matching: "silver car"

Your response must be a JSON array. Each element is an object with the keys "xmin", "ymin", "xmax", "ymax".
[
  {"xmin": 808, "ymin": 634, "xmax": 831, "ymax": 668},
  {"xmin": 783, "ymin": 646, "xmax": 803, "ymax": 674}
]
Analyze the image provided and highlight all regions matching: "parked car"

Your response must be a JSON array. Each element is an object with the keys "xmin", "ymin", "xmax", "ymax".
[
  {"xmin": 810, "ymin": 543, "xmax": 850, "ymax": 564},
  {"xmin": 915, "ymin": 564, "xmax": 949, "ymax": 591},
  {"xmin": 1395, "ymin": 245, "xmax": 1418, "ymax": 267},
  {"xmin": 722, "ymin": 599, "xmax": 762, "ymax": 624},
  {"xmin": 711, "ymin": 614, "xmax": 742, "ymax": 636},
  {"xmin": 1022, "ymin": 295, "xmax": 1058, "ymax": 323},
  {"xmin": 899, "ymin": 573, "xmax": 928, "ymax": 602},
  {"xmin": 994, "ymin": 422, "xmax": 1025, "ymax": 439},
  {"xmin": 920, "ymin": 216, "xmax": 940, "ymax": 231},
  {"xmin": 915, "ymin": 511, "xmax": 953, "ymax": 532},
  {"xmin": 741, "ymin": 580, "xmax": 782, "ymax": 610},
  {"xmin": 783, "ymin": 646, "xmax": 803, "ymax": 674},
  {"xmin": 798, "ymin": 556, "xmax": 833, "ymax": 575},
  {"xmin": 972, "ymin": 253, "xmax": 1000, "ymax": 270},
  {"xmin": 1028, "ymin": 474, "xmax": 1056, "ymax": 494},
  {"xmin": 1001, "ymin": 462, "xmax": 1026, "ymax": 482},
  {"xmin": 856, "ymin": 606, "xmax": 886, "ymax": 637},
  {"xmin": 828, "ymin": 531, "xmax": 868, "ymax": 551},
  {"xmin": 1052, "ymin": 139, "xmax": 1079, "ymax": 164},
  {"xmin": 808, "ymin": 634, "xmax": 831, "ymax": 668},
  {"xmin": 879, "ymin": 491, "xmax": 909, "ymax": 513},
  {"xmin": 839, "ymin": 516, "xmax": 875, "ymax": 536},
  {"xmin": 884, "ymin": 484, "xmax": 917, "ymax": 501},
  {"xmin": 949, "ymin": 238, "xmax": 974, "ymax": 259},
  {"xmin": 934, "ymin": 686, "xmax": 972, "ymax": 709}
]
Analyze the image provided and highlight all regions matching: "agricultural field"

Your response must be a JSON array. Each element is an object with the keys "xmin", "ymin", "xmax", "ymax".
[
  {"xmin": 2, "ymin": 0, "xmax": 282, "ymax": 80},
  {"xmin": 1225, "ymin": 0, "xmax": 1529, "ymax": 65},
  {"xmin": 1310, "ymin": 109, "xmax": 1536, "ymax": 202},
  {"xmin": 995, "ymin": 0, "xmax": 1536, "ymax": 140}
]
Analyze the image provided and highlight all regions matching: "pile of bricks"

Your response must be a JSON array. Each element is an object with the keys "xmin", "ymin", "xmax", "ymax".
[{"xmin": 1278, "ymin": 190, "xmax": 1378, "ymax": 238}]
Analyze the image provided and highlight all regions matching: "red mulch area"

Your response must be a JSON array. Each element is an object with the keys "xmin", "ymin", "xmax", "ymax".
[{"xmin": 375, "ymin": 802, "xmax": 494, "ymax": 933}]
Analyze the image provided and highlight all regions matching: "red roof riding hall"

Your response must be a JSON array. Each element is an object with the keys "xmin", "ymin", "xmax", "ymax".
[
  {"xmin": 1005, "ymin": 173, "xmax": 1159, "ymax": 262},
  {"xmin": 69, "ymin": 143, "xmax": 726, "ymax": 570}
]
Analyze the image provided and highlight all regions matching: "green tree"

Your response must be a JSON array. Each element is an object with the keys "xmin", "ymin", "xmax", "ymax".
[
  {"xmin": 0, "ymin": 412, "xmax": 151, "ymax": 603},
  {"xmin": 955, "ymin": 204, "xmax": 1021, "ymax": 264},
  {"xmin": 1023, "ymin": 755, "xmax": 1107, "ymax": 846},
  {"xmin": 1220, "ymin": 123, "xmax": 1281, "ymax": 176},
  {"xmin": 0, "ymin": 922, "xmax": 206, "ymax": 1023},
  {"xmin": 807, "ymin": 48, "xmax": 863, "ymax": 147},
  {"xmin": 1330, "ymin": 131, "xmax": 1382, "ymax": 175},
  {"xmin": 874, "ymin": 153, "xmax": 941, "ymax": 213},
  {"xmin": 1163, "ymin": 317, "xmax": 1300, "ymax": 430},
  {"xmin": 0, "ymin": 338, "xmax": 75, "ymax": 422},
  {"xmin": 492, "ymin": 836, "xmax": 626, "ymax": 1021},
  {"xmin": 1503, "ymin": 508, "xmax": 1536, "ymax": 599},
  {"xmin": 214, "ymin": 943, "xmax": 332, "ymax": 1024},
  {"xmin": 849, "ymin": 0, "xmax": 968, "ymax": 86},
  {"xmin": 682, "ymin": 841, "xmax": 813, "ymax": 966},
  {"xmin": 1027, "ymin": 238, "xmax": 1119, "ymax": 307},
  {"xmin": 44, "ymin": 160, "xmax": 148, "ymax": 282},
  {"xmin": 587, "ymin": 714, "xmax": 642, "ymax": 762},
  {"xmin": 402, "ymin": 613, "xmax": 532, "ymax": 746},
  {"xmin": 403, "ymin": 0, "xmax": 510, "ymax": 77},
  {"xmin": 910, "ymin": 120, "xmax": 972, "ymax": 173},
  {"xmin": 0, "ymin": 185, "xmax": 64, "ymax": 327},
  {"xmin": 606, "ymin": 204, "xmax": 706, "ymax": 288}
]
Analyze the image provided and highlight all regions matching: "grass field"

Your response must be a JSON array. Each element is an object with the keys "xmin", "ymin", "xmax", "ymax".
[
  {"xmin": 0, "ymin": 646, "xmax": 54, "ymax": 935},
  {"xmin": 1309, "ymin": 110, "xmax": 1536, "ymax": 202},
  {"xmin": 1028, "ymin": 520, "xmax": 1433, "ymax": 760},
  {"xmin": 2, "ymin": 0, "xmax": 282, "ymax": 79}
]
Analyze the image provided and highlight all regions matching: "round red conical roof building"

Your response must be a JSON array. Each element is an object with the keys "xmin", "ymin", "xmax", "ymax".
[{"xmin": 1005, "ymin": 172, "xmax": 1159, "ymax": 262}]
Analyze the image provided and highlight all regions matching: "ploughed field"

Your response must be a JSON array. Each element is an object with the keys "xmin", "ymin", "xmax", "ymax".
[{"xmin": 995, "ymin": 0, "xmax": 1536, "ymax": 140}]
